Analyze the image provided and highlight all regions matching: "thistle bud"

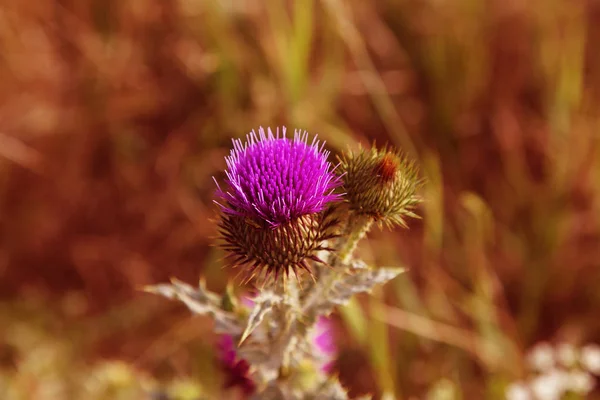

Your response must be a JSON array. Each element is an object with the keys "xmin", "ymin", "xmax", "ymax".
[
  {"xmin": 215, "ymin": 127, "xmax": 341, "ymax": 282},
  {"xmin": 338, "ymin": 146, "xmax": 421, "ymax": 228}
]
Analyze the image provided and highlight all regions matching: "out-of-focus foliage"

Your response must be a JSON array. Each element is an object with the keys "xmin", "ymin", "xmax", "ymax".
[
  {"xmin": 1, "ymin": 0, "xmax": 600, "ymax": 398},
  {"xmin": 0, "ymin": 300, "xmax": 212, "ymax": 399}
]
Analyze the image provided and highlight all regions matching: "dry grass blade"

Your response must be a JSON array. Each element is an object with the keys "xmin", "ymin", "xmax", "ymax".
[
  {"xmin": 372, "ymin": 302, "xmax": 515, "ymax": 371},
  {"xmin": 321, "ymin": 0, "xmax": 418, "ymax": 160},
  {"xmin": 0, "ymin": 133, "xmax": 43, "ymax": 172}
]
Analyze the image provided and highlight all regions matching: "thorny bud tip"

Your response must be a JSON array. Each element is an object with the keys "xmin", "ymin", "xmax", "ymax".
[{"xmin": 338, "ymin": 145, "xmax": 422, "ymax": 228}]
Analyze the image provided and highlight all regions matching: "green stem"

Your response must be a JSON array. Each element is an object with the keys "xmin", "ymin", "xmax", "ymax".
[
  {"xmin": 270, "ymin": 213, "xmax": 375, "ymax": 389},
  {"xmin": 337, "ymin": 213, "xmax": 374, "ymax": 265}
]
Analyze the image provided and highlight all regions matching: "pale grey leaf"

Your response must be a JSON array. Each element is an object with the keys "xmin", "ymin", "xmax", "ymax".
[
  {"xmin": 143, "ymin": 283, "xmax": 179, "ymax": 299},
  {"xmin": 236, "ymin": 342, "xmax": 270, "ymax": 365},
  {"xmin": 170, "ymin": 278, "xmax": 221, "ymax": 314},
  {"xmin": 349, "ymin": 259, "xmax": 368, "ymax": 270},
  {"xmin": 213, "ymin": 313, "xmax": 244, "ymax": 335},
  {"xmin": 239, "ymin": 290, "xmax": 282, "ymax": 345},
  {"xmin": 312, "ymin": 267, "xmax": 405, "ymax": 315},
  {"xmin": 337, "ymin": 267, "xmax": 404, "ymax": 294},
  {"xmin": 251, "ymin": 384, "xmax": 288, "ymax": 400},
  {"xmin": 143, "ymin": 279, "xmax": 243, "ymax": 335},
  {"xmin": 304, "ymin": 378, "xmax": 350, "ymax": 400}
]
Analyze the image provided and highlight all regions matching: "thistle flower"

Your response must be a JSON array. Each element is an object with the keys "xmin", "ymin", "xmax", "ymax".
[
  {"xmin": 505, "ymin": 382, "xmax": 532, "ymax": 400},
  {"xmin": 218, "ymin": 335, "xmax": 255, "ymax": 396},
  {"xmin": 215, "ymin": 127, "xmax": 342, "ymax": 282},
  {"xmin": 338, "ymin": 146, "xmax": 421, "ymax": 228},
  {"xmin": 527, "ymin": 342, "xmax": 555, "ymax": 372},
  {"xmin": 581, "ymin": 344, "xmax": 600, "ymax": 375},
  {"xmin": 310, "ymin": 316, "xmax": 337, "ymax": 373}
]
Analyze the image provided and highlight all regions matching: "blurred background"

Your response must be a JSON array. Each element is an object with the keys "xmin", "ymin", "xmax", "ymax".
[{"xmin": 1, "ymin": 0, "xmax": 600, "ymax": 399}]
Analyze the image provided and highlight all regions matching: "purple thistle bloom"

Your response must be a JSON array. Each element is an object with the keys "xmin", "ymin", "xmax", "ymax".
[
  {"xmin": 217, "ymin": 335, "xmax": 255, "ymax": 396},
  {"xmin": 215, "ymin": 127, "xmax": 342, "ymax": 281},
  {"xmin": 311, "ymin": 316, "xmax": 337, "ymax": 373},
  {"xmin": 216, "ymin": 127, "xmax": 341, "ymax": 226}
]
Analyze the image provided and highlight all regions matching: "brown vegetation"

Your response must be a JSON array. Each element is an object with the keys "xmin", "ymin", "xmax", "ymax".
[{"xmin": 1, "ymin": 0, "xmax": 600, "ymax": 398}]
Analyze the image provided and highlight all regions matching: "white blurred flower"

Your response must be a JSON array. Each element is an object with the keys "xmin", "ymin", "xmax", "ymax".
[
  {"xmin": 566, "ymin": 370, "xmax": 595, "ymax": 394},
  {"xmin": 527, "ymin": 342, "xmax": 555, "ymax": 372},
  {"xmin": 580, "ymin": 344, "xmax": 600, "ymax": 375},
  {"xmin": 530, "ymin": 370, "xmax": 568, "ymax": 400},
  {"xmin": 505, "ymin": 382, "xmax": 531, "ymax": 400},
  {"xmin": 555, "ymin": 343, "xmax": 577, "ymax": 368},
  {"xmin": 509, "ymin": 343, "xmax": 600, "ymax": 400}
]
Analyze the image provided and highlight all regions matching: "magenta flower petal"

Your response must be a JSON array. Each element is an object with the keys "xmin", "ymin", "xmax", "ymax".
[
  {"xmin": 215, "ymin": 127, "xmax": 342, "ymax": 281},
  {"xmin": 314, "ymin": 330, "xmax": 337, "ymax": 354},
  {"xmin": 311, "ymin": 316, "xmax": 337, "ymax": 373},
  {"xmin": 218, "ymin": 335, "xmax": 237, "ymax": 365},
  {"xmin": 217, "ymin": 335, "xmax": 255, "ymax": 396},
  {"xmin": 216, "ymin": 127, "xmax": 342, "ymax": 226}
]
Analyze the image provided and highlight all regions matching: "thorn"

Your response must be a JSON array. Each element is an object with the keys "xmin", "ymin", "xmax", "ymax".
[
  {"xmin": 170, "ymin": 276, "xmax": 184, "ymax": 285},
  {"xmin": 308, "ymin": 255, "xmax": 324, "ymax": 264},
  {"xmin": 233, "ymin": 266, "xmax": 248, "ymax": 282},
  {"xmin": 139, "ymin": 284, "xmax": 158, "ymax": 294},
  {"xmin": 307, "ymin": 271, "xmax": 317, "ymax": 284},
  {"xmin": 291, "ymin": 267, "xmax": 303, "ymax": 289},
  {"xmin": 238, "ymin": 328, "xmax": 252, "ymax": 346},
  {"xmin": 243, "ymin": 269, "xmax": 258, "ymax": 286}
]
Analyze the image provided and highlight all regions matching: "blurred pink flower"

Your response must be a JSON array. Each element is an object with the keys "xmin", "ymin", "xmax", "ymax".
[
  {"xmin": 218, "ymin": 294, "xmax": 337, "ymax": 397},
  {"xmin": 217, "ymin": 335, "xmax": 255, "ymax": 397},
  {"xmin": 311, "ymin": 316, "xmax": 337, "ymax": 373}
]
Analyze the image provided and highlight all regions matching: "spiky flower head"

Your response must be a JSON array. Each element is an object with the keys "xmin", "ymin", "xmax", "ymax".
[
  {"xmin": 338, "ymin": 145, "xmax": 421, "ymax": 228},
  {"xmin": 215, "ymin": 127, "xmax": 341, "ymax": 282}
]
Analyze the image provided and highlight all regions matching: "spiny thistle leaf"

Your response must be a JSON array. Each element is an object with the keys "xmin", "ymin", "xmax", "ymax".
[
  {"xmin": 236, "ymin": 342, "xmax": 273, "ymax": 367},
  {"xmin": 239, "ymin": 290, "xmax": 283, "ymax": 345},
  {"xmin": 143, "ymin": 279, "xmax": 242, "ymax": 334},
  {"xmin": 312, "ymin": 266, "xmax": 406, "ymax": 315},
  {"xmin": 304, "ymin": 377, "xmax": 351, "ymax": 400},
  {"xmin": 251, "ymin": 383, "xmax": 287, "ymax": 400},
  {"xmin": 336, "ymin": 266, "xmax": 405, "ymax": 294},
  {"xmin": 349, "ymin": 259, "xmax": 368, "ymax": 269}
]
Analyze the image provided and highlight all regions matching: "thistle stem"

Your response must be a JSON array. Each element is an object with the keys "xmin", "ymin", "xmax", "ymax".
[
  {"xmin": 270, "ymin": 270, "xmax": 300, "ymax": 378},
  {"xmin": 274, "ymin": 213, "xmax": 375, "ymax": 386},
  {"xmin": 337, "ymin": 213, "xmax": 374, "ymax": 265}
]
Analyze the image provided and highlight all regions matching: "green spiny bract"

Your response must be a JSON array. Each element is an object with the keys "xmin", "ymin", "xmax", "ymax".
[{"xmin": 338, "ymin": 146, "xmax": 422, "ymax": 228}]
